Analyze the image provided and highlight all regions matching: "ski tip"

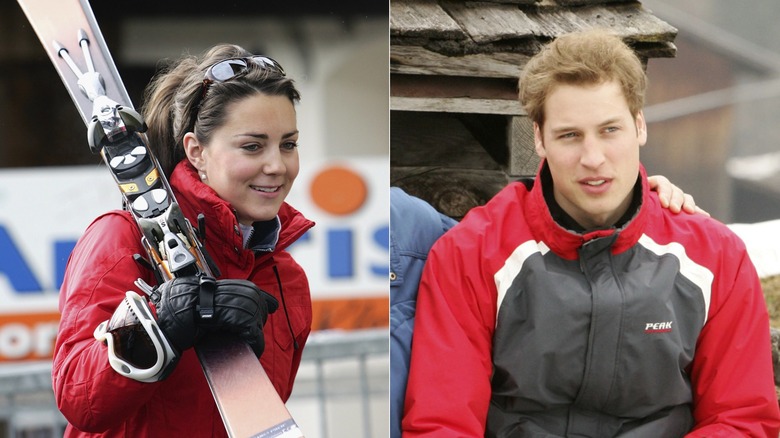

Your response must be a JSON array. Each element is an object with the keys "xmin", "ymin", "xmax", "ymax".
[{"xmin": 78, "ymin": 28, "xmax": 89, "ymax": 43}]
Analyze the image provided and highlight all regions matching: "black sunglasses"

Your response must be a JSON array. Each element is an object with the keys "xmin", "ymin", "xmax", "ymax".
[{"xmin": 193, "ymin": 55, "xmax": 286, "ymax": 115}]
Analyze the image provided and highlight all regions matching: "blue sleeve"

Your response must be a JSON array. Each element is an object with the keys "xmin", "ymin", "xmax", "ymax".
[{"xmin": 389, "ymin": 187, "xmax": 457, "ymax": 438}]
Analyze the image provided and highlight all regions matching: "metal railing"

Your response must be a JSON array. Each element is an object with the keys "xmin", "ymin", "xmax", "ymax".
[{"xmin": 291, "ymin": 328, "xmax": 389, "ymax": 438}]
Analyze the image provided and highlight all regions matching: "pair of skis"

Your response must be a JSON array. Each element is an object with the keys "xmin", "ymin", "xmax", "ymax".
[{"xmin": 15, "ymin": 0, "xmax": 303, "ymax": 436}]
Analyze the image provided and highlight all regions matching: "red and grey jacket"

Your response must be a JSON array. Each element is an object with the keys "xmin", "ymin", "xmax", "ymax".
[
  {"xmin": 52, "ymin": 160, "xmax": 314, "ymax": 437},
  {"xmin": 403, "ymin": 163, "xmax": 780, "ymax": 437}
]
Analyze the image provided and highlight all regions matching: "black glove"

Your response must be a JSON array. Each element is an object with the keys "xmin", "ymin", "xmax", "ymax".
[
  {"xmin": 205, "ymin": 279, "xmax": 279, "ymax": 358},
  {"xmin": 152, "ymin": 276, "xmax": 207, "ymax": 355}
]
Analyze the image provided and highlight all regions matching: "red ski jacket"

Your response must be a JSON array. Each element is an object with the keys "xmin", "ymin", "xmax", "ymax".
[
  {"xmin": 53, "ymin": 160, "xmax": 314, "ymax": 437},
  {"xmin": 403, "ymin": 163, "xmax": 780, "ymax": 437}
]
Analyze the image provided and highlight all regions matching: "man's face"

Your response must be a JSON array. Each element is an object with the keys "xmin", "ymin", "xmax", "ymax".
[{"xmin": 534, "ymin": 80, "xmax": 647, "ymax": 230}]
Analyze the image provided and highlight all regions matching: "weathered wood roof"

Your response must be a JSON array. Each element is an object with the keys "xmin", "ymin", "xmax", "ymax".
[{"xmin": 391, "ymin": 0, "xmax": 678, "ymax": 79}]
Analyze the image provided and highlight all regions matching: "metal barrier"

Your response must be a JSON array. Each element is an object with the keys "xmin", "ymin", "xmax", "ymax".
[
  {"xmin": 0, "ymin": 329, "xmax": 389, "ymax": 438},
  {"xmin": 290, "ymin": 328, "xmax": 389, "ymax": 438},
  {"xmin": 0, "ymin": 362, "xmax": 65, "ymax": 437}
]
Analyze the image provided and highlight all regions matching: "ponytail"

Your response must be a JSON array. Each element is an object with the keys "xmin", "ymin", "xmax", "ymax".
[{"xmin": 141, "ymin": 56, "xmax": 201, "ymax": 177}]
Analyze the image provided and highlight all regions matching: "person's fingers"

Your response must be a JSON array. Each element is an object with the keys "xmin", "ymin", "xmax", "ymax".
[
  {"xmin": 648, "ymin": 175, "xmax": 709, "ymax": 216},
  {"xmin": 679, "ymin": 194, "xmax": 696, "ymax": 215},
  {"xmin": 648, "ymin": 175, "xmax": 672, "ymax": 208},
  {"xmin": 666, "ymin": 183, "xmax": 686, "ymax": 214}
]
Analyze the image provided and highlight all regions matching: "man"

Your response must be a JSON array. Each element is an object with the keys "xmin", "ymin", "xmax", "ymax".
[
  {"xmin": 402, "ymin": 29, "xmax": 780, "ymax": 437},
  {"xmin": 391, "ymin": 184, "xmax": 703, "ymax": 438}
]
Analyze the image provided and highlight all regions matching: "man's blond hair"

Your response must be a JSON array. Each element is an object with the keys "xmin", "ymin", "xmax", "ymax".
[{"xmin": 518, "ymin": 28, "xmax": 647, "ymax": 127}]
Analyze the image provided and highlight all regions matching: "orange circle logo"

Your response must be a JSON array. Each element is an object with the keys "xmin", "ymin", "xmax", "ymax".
[{"xmin": 309, "ymin": 166, "xmax": 368, "ymax": 215}]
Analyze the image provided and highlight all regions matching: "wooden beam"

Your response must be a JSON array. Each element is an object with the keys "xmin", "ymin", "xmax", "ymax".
[
  {"xmin": 390, "ymin": 0, "xmax": 463, "ymax": 39},
  {"xmin": 391, "ymin": 96, "xmax": 523, "ymax": 115},
  {"xmin": 391, "ymin": 45, "xmax": 530, "ymax": 78},
  {"xmin": 507, "ymin": 116, "xmax": 540, "ymax": 176},
  {"xmin": 391, "ymin": 74, "xmax": 523, "ymax": 114},
  {"xmin": 441, "ymin": 0, "xmax": 541, "ymax": 44}
]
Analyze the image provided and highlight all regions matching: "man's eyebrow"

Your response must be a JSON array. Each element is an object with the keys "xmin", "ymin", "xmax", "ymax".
[
  {"xmin": 598, "ymin": 117, "xmax": 623, "ymax": 127},
  {"xmin": 549, "ymin": 125, "xmax": 577, "ymax": 134},
  {"xmin": 549, "ymin": 118, "xmax": 624, "ymax": 133}
]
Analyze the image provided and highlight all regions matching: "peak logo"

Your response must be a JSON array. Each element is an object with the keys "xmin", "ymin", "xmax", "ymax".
[{"xmin": 645, "ymin": 321, "xmax": 673, "ymax": 334}]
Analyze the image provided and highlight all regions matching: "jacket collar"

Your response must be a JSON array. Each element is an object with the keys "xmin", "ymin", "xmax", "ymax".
[
  {"xmin": 169, "ymin": 160, "xmax": 314, "ymax": 258},
  {"xmin": 239, "ymin": 218, "xmax": 280, "ymax": 252},
  {"xmin": 527, "ymin": 160, "xmax": 649, "ymax": 260}
]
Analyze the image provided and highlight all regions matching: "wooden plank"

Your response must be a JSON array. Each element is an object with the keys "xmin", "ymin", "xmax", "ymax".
[
  {"xmin": 521, "ymin": 3, "xmax": 677, "ymax": 42},
  {"xmin": 392, "ymin": 74, "xmax": 518, "ymax": 99},
  {"xmin": 391, "ymin": 96, "xmax": 524, "ymax": 115},
  {"xmin": 390, "ymin": 0, "xmax": 463, "ymax": 39},
  {"xmin": 391, "ymin": 45, "xmax": 530, "ymax": 78},
  {"xmin": 441, "ymin": 0, "xmax": 541, "ymax": 44},
  {"xmin": 507, "ymin": 115, "xmax": 540, "ymax": 176}
]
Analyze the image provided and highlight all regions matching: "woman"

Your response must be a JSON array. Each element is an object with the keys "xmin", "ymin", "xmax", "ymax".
[{"xmin": 52, "ymin": 44, "xmax": 314, "ymax": 436}]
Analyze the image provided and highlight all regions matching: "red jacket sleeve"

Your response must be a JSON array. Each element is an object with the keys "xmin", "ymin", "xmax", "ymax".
[
  {"xmin": 402, "ymin": 229, "xmax": 497, "ymax": 436},
  {"xmin": 686, "ymin": 234, "xmax": 780, "ymax": 437},
  {"xmin": 52, "ymin": 212, "xmax": 161, "ymax": 432}
]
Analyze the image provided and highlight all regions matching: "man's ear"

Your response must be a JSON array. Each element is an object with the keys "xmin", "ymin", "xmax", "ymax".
[
  {"xmin": 533, "ymin": 122, "xmax": 546, "ymax": 158},
  {"xmin": 636, "ymin": 111, "xmax": 648, "ymax": 147},
  {"xmin": 182, "ymin": 132, "xmax": 206, "ymax": 170}
]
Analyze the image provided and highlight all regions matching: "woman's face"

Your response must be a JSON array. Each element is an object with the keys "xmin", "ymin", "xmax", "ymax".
[{"xmin": 184, "ymin": 93, "xmax": 299, "ymax": 225}]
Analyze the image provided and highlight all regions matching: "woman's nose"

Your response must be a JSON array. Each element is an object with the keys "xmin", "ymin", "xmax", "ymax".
[{"xmin": 262, "ymin": 147, "xmax": 286, "ymax": 174}]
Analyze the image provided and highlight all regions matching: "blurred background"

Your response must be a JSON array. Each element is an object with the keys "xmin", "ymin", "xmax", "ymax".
[
  {"xmin": 641, "ymin": 0, "xmax": 780, "ymax": 223},
  {"xmin": 0, "ymin": 1, "xmax": 388, "ymax": 437}
]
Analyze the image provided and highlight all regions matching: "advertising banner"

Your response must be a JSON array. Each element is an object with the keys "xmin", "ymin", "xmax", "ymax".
[{"xmin": 0, "ymin": 157, "xmax": 388, "ymax": 363}]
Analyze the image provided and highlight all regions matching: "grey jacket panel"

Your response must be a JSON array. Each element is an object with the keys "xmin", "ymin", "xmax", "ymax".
[{"xmin": 488, "ymin": 233, "xmax": 706, "ymax": 437}]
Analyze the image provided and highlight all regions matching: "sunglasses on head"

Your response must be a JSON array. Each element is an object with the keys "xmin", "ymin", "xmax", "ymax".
[
  {"xmin": 206, "ymin": 56, "xmax": 285, "ymax": 82},
  {"xmin": 193, "ymin": 55, "xmax": 285, "ymax": 114}
]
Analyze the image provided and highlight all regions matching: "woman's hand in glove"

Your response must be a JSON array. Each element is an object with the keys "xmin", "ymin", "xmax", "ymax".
[
  {"xmin": 204, "ymin": 279, "xmax": 279, "ymax": 358},
  {"xmin": 152, "ymin": 276, "xmax": 278, "ymax": 358}
]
